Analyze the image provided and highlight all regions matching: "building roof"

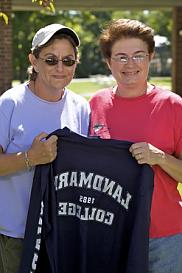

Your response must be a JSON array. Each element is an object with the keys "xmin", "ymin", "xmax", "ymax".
[{"xmin": 12, "ymin": 0, "xmax": 182, "ymax": 11}]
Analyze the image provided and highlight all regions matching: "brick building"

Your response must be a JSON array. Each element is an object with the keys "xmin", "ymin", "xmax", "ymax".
[{"xmin": 0, "ymin": 0, "xmax": 12, "ymax": 95}]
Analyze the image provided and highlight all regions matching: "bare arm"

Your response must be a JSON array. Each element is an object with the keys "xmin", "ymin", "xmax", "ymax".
[
  {"xmin": 0, "ymin": 132, "xmax": 58, "ymax": 176},
  {"xmin": 129, "ymin": 142, "xmax": 182, "ymax": 182},
  {"xmin": 0, "ymin": 146, "xmax": 27, "ymax": 176},
  {"xmin": 159, "ymin": 152, "xmax": 182, "ymax": 182}
]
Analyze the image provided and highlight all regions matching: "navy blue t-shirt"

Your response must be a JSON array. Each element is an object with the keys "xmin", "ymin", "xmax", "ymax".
[{"xmin": 19, "ymin": 127, "xmax": 154, "ymax": 273}]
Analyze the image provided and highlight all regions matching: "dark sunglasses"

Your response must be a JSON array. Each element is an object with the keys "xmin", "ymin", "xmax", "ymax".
[{"xmin": 39, "ymin": 57, "xmax": 77, "ymax": 67}]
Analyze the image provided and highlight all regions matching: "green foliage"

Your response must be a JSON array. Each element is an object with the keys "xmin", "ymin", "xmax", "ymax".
[
  {"xmin": 32, "ymin": 0, "xmax": 55, "ymax": 13},
  {"xmin": 0, "ymin": 12, "xmax": 8, "ymax": 24},
  {"xmin": 68, "ymin": 76, "xmax": 171, "ymax": 100},
  {"xmin": 57, "ymin": 11, "xmax": 113, "ymax": 77},
  {"xmin": 12, "ymin": 10, "xmax": 172, "ymax": 81},
  {"xmin": 12, "ymin": 11, "xmax": 61, "ymax": 81},
  {"xmin": 112, "ymin": 9, "xmax": 172, "ymax": 42},
  {"xmin": 12, "ymin": 10, "xmax": 112, "ymax": 80}
]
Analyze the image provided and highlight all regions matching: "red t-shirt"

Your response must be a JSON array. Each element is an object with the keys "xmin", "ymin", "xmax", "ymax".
[{"xmin": 89, "ymin": 86, "xmax": 182, "ymax": 238}]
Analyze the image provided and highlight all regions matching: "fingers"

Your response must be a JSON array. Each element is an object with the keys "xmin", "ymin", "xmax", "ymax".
[
  {"xmin": 46, "ymin": 135, "xmax": 58, "ymax": 144},
  {"xmin": 45, "ymin": 136, "xmax": 58, "ymax": 161},
  {"xmin": 45, "ymin": 135, "xmax": 58, "ymax": 159},
  {"xmin": 33, "ymin": 133, "xmax": 58, "ymax": 144},
  {"xmin": 129, "ymin": 142, "xmax": 147, "ymax": 164},
  {"xmin": 129, "ymin": 142, "xmax": 161, "ymax": 165},
  {"xmin": 40, "ymin": 135, "xmax": 58, "ymax": 163},
  {"xmin": 34, "ymin": 132, "xmax": 49, "ymax": 142},
  {"xmin": 129, "ymin": 143, "xmax": 145, "ymax": 156},
  {"xmin": 29, "ymin": 133, "xmax": 58, "ymax": 166}
]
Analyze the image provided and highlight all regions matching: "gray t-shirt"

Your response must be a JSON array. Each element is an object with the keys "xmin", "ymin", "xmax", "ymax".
[{"xmin": 0, "ymin": 82, "xmax": 90, "ymax": 238}]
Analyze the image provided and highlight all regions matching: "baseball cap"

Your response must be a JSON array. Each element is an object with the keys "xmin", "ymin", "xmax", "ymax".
[{"xmin": 31, "ymin": 23, "xmax": 80, "ymax": 50}]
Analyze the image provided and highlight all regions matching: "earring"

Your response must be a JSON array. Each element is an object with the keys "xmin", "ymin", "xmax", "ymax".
[{"xmin": 34, "ymin": 67, "xmax": 39, "ymax": 73}]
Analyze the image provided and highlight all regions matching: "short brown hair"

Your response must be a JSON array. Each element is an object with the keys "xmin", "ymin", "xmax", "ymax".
[{"xmin": 100, "ymin": 19, "xmax": 155, "ymax": 59}]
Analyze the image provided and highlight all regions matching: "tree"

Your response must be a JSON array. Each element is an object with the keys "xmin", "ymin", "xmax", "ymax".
[
  {"xmin": 12, "ymin": 10, "xmax": 61, "ymax": 82},
  {"xmin": 12, "ymin": 10, "xmax": 113, "ymax": 81},
  {"xmin": 32, "ymin": 0, "xmax": 55, "ymax": 13},
  {"xmin": 72, "ymin": 11, "xmax": 112, "ymax": 77},
  {"xmin": 0, "ymin": 0, "xmax": 55, "ymax": 25},
  {"xmin": 12, "ymin": 9, "xmax": 172, "ymax": 81},
  {"xmin": 0, "ymin": 12, "xmax": 8, "ymax": 24},
  {"xmin": 112, "ymin": 9, "xmax": 172, "ymax": 40}
]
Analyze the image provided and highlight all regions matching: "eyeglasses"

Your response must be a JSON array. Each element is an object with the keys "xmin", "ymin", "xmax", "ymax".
[
  {"xmin": 39, "ymin": 56, "xmax": 77, "ymax": 67},
  {"xmin": 111, "ymin": 54, "xmax": 149, "ymax": 64}
]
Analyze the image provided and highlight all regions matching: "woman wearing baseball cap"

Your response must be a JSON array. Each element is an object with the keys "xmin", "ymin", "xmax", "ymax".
[{"xmin": 0, "ymin": 23, "xmax": 90, "ymax": 273}]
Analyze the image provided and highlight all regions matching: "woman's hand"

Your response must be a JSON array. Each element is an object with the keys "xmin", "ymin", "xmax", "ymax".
[
  {"xmin": 28, "ymin": 132, "xmax": 58, "ymax": 166},
  {"xmin": 129, "ymin": 142, "xmax": 165, "ymax": 166},
  {"xmin": 129, "ymin": 142, "xmax": 182, "ymax": 182}
]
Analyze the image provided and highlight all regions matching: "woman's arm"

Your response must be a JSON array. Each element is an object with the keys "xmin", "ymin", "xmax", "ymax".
[
  {"xmin": 129, "ymin": 142, "xmax": 182, "ymax": 182},
  {"xmin": 0, "ymin": 132, "xmax": 58, "ymax": 176}
]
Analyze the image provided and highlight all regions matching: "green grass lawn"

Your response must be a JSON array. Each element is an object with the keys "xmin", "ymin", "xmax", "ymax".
[
  {"xmin": 149, "ymin": 76, "xmax": 171, "ymax": 89},
  {"xmin": 68, "ymin": 76, "xmax": 172, "ymax": 100},
  {"xmin": 13, "ymin": 76, "xmax": 172, "ymax": 100},
  {"xmin": 68, "ymin": 81, "xmax": 105, "ymax": 96}
]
